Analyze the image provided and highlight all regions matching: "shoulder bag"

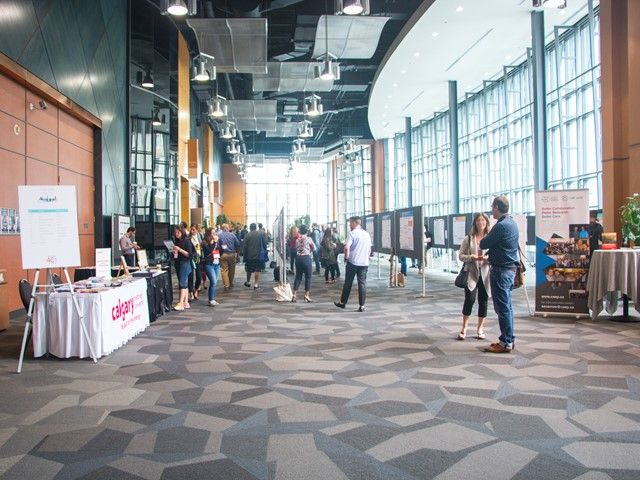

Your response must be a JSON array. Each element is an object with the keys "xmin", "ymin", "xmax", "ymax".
[
  {"xmin": 513, "ymin": 246, "xmax": 527, "ymax": 289},
  {"xmin": 454, "ymin": 235, "xmax": 470, "ymax": 288}
]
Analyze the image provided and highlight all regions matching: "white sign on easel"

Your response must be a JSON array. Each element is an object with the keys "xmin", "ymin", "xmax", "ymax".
[
  {"xmin": 18, "ymin": 185, "xmax": 81, "ymax": 269},
  {"xmin": 95, "ymin": 248, "xmax": 112, "ymax": 278}
]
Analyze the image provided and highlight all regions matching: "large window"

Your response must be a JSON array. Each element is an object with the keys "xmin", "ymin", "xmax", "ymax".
[
  {"xmin": 546, "ymin": 11, "xmax": 601, "ymax": 210},
  {"xmin": 245, "ymin": 162, "xmax": 330, "ymax": 228},
  {"xmin": 384, "ymin": 8, "xmax": 601, "ymax": 217}
]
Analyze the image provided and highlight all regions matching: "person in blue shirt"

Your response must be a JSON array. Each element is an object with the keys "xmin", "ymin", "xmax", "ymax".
[
  {"xmin": 218, "ymin": 223, "xmax": 241, "ymax": 290},
  {"xmin": 479, "ymin": 196, "xmax": 519, "ymax": 353}
]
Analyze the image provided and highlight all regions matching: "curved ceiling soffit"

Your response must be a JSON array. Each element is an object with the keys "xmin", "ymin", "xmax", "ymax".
[{"xmin": 367, "ymin": 0, "xmax": 436, "ymax": 139}]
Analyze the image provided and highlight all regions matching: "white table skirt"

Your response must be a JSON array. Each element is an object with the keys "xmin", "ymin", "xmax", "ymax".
[
  {"xmin": 32, "ymin": 279, "xmax": 150, "ymax": 359},
  {"xmin": 587, "ymin": 249, "xmax": 640, "ymax": 319}
]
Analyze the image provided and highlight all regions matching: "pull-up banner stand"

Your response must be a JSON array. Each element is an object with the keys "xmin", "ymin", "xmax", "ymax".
[
  {"xmin": 535, "ymin": 189, "xmax": 590, "ymax": 317},
  {"xmin": 17, "ymin": 185, "xmax": 97, "ymax": 372}
]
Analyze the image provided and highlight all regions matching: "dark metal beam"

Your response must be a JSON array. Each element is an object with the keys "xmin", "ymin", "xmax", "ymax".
[
  {"xmin": 531, "ymin": 10, "xmax": 548, "ymax": 190},
  {"xmin": 405, "ymin": 116, "xmax": 412, "ymax": 208}
]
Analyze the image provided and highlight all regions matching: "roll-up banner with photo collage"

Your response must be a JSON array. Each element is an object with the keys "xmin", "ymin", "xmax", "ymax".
[
  {"xmin": 429, "ymin": 215, "xmax": 448, "ymax": 249},
  {"xmin": 394, "ymin": 206, "xmax": 424, "ymax": 261},
  {"xmin": 363, "ymin": 214, "xmax": 378, "ymax": 252},
  {"xmin": 379, "ymin": 211, "xmax": 395, "ymax": 254},
  {"xmin": 535, "ymin": 189, "xmax": 590, "ymax": 316}
]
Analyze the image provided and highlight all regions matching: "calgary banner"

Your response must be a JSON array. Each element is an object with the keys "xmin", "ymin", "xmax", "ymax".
[{"xmin": 535, "ymin": 189, "xmax": 590, "ymax": 316}]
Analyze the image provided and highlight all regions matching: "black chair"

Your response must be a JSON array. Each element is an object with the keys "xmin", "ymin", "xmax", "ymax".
[
  {"xmin": 17, "ymin": 279, "xmax": 35, "ymax": 373},
  {"xmin": 51, "ymin": 273, "xmax": 63, "ymax": 285},
  {"xmin": 18, "ymin": 279, "xmax": 32, "ymax": 312}
]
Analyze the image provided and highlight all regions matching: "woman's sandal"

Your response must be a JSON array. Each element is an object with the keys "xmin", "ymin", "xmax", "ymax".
[
  {"xmin": 476, "ymin": 330, "xmax": 486, "ymax": 340},
  {"xmin": 457, "ymin": 331, "xmax": 466, "ymax": 340}
]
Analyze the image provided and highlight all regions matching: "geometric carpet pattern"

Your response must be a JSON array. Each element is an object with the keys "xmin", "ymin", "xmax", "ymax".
[{"xmin": 1, "ymin": 267, "xmax": 640, "ymax": 479}]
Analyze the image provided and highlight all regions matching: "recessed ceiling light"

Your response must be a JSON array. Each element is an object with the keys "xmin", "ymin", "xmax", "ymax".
[
  {"xmin": 456, "ymin": 5, "xmax": 463, "ymax": 12},
  {"xmin": 413, "ymin": 52, "xmax": 420, "ymax": 57},
  {"xmin": 384, "ymin": 105, "xmax": 388, "ymax": 109},
  {"xmin": 558, "ymin": 9, "xmax": 566, "ymax": 15},
  {"xmin": 432, "ymin": 32, "xmax": 439, "ymax": 37},
  {"xmin": 505, "ymin": 54, "xmax": 512, "ymax": 60},
  {"xmin": 401, "ymin": 69, "xmax": 407, "ymax": 74},
  {"xmin": 387, "ymin": 95, "xmax": 392, "ymax": 99},
  {"xmin": 393, "ymin": 83, "xmax": 398, "ymax": 87},
  {"xmin": 484, "ymin": 72, "xmax": 490, "ymax": 76}
]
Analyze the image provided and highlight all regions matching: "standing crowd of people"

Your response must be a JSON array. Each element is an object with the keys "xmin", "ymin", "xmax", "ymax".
[{"xmin": 166, "ymin": 195, "xmax": 522, "ymax": 354}]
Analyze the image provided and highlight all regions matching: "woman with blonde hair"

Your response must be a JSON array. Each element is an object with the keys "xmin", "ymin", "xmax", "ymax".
[{"xmin": 457, "ymin": 212, "xmax": 492, "ymax": 340}]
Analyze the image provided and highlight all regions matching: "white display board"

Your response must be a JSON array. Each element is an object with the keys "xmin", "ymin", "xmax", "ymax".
[
  {"xmin": 95, "ymin": 248, "xmax": 112, "ymax": 278},
  {"xmin": 489, "ymin": 214, "xmax": 527, "ymax": 253},
  {"xmin": 137, "ymin": 249, "xmax": 149, "ymax": 269},
  {"xmin": 18, "ymin": 185, "xmax": 81, "ymax": 269}
]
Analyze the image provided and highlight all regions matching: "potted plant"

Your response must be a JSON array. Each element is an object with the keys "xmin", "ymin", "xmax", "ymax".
[{"xmin": 620, "ymin": 193, "xmax": 640, "ymax": 247}]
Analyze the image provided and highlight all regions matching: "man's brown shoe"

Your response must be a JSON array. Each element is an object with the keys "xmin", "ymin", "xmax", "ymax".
[{"xmin": 484, "ymin": 343, "xmax": 511, "ymax": 353}]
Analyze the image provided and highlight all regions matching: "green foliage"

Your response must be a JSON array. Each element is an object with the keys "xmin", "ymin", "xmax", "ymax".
[
  {"xmin": 620, "ymin": 193, "xmax": 640, "ymax": 242},
  {"xmin": 215, "ymin": 214, "xmax": 230, "ymax": 226},
  {"xmin": 291, "ymin": 215, "xmax": 311, "ymax": 229}
]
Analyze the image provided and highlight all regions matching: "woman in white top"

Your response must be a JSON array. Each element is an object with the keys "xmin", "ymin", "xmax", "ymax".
[{"xmin": 457, "ymin": 213, "xmax": 492, "ymax": 340}]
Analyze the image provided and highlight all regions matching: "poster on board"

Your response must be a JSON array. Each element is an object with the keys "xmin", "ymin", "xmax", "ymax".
[
  {"xmin": 379, "ymin": 212, "xmax": 394, "ymax": 254},
  {"xmin": 449, "ymin": 214, "xmax": 472, "ymax": 248},
  {"xmin": 18, "ymin": 185, "xmax": 81, "ymax": 269},
  {"xmin": 431, "ymin": 216, "xmax": 447, "ymax": 248},
  {"xmin": 95, "ymin": 248, "xmax": 112, "ymax": 278},
  {"xmin": 363, "ymin": 214, "xmax": 377, "ymax": 252},
  {"xmin": 488, "ymin": 213, "xmax": 527, "ymax": 253},
  {"xmin": 394, "ymin": 206, "xmax": 424, "ymax": 260},
  {"xmin": 535, "ymin": 189, "xmax": 590, "ymax": 316},
  {"xmin": 112, "ymin": 214, "xmax": 131, "ymax": 264}
]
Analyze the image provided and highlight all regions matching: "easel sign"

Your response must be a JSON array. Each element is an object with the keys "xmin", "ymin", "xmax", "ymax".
[
  {"xmin": 95, "ymin": 248, "xmax": 112, "ymax": 278},
  {"xmin": 17, "ymin": 185, "xmax": 97, "ymax": 372},
  {"xmin": 18, "ymin": 185, "xmax": 81, "ymax": 269},
  {"xmin": 137, "ymin": 249, "xmax": 149, "ymax": 270}
]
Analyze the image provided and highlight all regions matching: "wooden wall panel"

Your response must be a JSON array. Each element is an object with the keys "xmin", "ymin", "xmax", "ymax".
[
  {"xmin": 0, "ymin": 110, "xmax": 25, "ymax": 155},
  {"xmin": 222, "ymin": 164, "xmax": 246, "ymax": 223},
  {"xmin": 178, "ymin": 34, "xmax": 190, "ymax": 178},
  {"xmin": 58, "ymin": 109, "xmax": 93, "ymax": 151},
  {"xmin": 26, "ymin": 157, "xmax": 57, "ymax": 185},
  {"xmin": 0, "ymin": 73, "xmax": 25, "ymax": 120},
  {"xmin": 26, "ymin": 90, "xmax": 58, "ymax": 135},
  {"xmin": 26, "ymin": 125, "xmax": 58, "ymax": 165},
  {"xmin": 59, "ymin": 168, "xmax": 94, "ymax": 236},
  {"xmin": 59, "ymin": 139, "xmax": 93, "ymax": 177},
  {"xmin": 0, "ymin": 149, "xmax": 25, "ymax": 206},
  {"xmin": 0, "ymin": 237, "xmax": 28, "ymax": 311}
]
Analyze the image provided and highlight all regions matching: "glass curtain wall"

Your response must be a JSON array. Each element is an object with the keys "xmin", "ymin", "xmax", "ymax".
[
  {"xmin": 337, "ymin": 146, "xmax": 373, "ymax": 221},
  {"xmin": 546, "ymin": 11, "xmax": 601, "ymax": 210},
  {"xmin": 245, "ymin": 162, "xmax": 330, "ymax": 227},
  {"xmin": 384, "ymin": 8, "xmax": 601, "ymax": 216}
]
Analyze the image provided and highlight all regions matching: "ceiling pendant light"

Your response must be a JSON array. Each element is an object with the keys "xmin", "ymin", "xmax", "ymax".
[
  {"xmin": 208, "ymin": 95, "xmax": 227, "ymax": 118},
  {"xmin": 220, "ymin": 120, "xmax": 236, "ymax": 140},
  {"xmin": 314, "ymin": 9, "xmax": 341, "ymax": 81},
  {"xmin": 166, "ymin": 0, "xmax": 189, "ymax": 16},
  {"xmin": 232, "ymin": 153, "xmax": 244, "ymax": 165},
  {"xmin": 304, "ymin": 94, "xmax": 323, "ymax": 117},
  {"xmin": 297, "ymin": 120, "xmax": 313, "ymax": 139},
  {"xmin": 226, "ymin": 139, "xmax": 240, "ymax": 155},
  {"xmin": 533, "ymin": 0, "xmax": 566, "ymax": 8},
  {"xmin": 292, "ymin": 139, "xmax": 307, "ymax": 156},
  {"xmin": 335, "ymin": 0, "xmax": 370, "ymax": 16},
  {"xmin": 152, "ymin": 109, "xmax": 162, "ymax": 126},
  {"xmin": 141, "ymin": 69, "xmax": 154, "ymax": 89}
]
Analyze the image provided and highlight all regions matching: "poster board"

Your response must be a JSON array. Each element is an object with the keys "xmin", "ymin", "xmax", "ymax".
[
  {"xmin": 112, "ymin": 214, "xmax": 130, "ymax": 265},
  {"xmin": 526, "ymin": 215, "xmax": 536, "ymax": 246},
  {"xmin": 394, "ymin": 206, "xmax": 424, "ymax": 260},
  {"xmin": 363, "ymin": 214, "xmax": 378, "ymax": 252},
  {"xmin": 448, "ymin": 214, "xmax": 472, "ymax": 248},
  {"xmin": 137, "ymin": 250, "xmax": 149, "ymax": 270},
  {"xmin": 429, "ymin": 215, "xmax": 448, "ymax": 248},
  {"xmin": 95, "ymin": 248, "xmax": 112, "ymax": 278},
  {"xmin": 18, "ymin": 185, "xmax": 81, "ymax": 269},
  {"xmin": 535, "ymin": 189, "xmax": 590, "ymax": 316},
  {"xmin": 379, "ymin": 211, "xmax": 395, "ymax": 254},
  {"xmin": 487, "ymin": 213, "xmax": 527, "ymax": 253}
]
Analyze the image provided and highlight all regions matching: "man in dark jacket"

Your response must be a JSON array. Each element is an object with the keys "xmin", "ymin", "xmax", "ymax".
[
  {"xmin": 479, "ymin": 195, "xmax": 519, "ymax": 353},
  {"xmin": 243, "ymin": 223, "xmax": 266, "ymax": 289}
]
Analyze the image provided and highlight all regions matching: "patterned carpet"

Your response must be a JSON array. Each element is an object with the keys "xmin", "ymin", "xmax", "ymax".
[{"xmin": 1, "ymin": 264, "xmax": 640, "ymax": 480}]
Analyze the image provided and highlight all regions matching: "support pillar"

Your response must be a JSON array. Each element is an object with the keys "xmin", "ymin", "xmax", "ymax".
[
  {"xmin": 448, "ymin": 81, "xmax": 459, "ymax": 213},
  {"xmin": 600, "ymin": 0, "xmax": 640, "ymax": 233},
  {"xmin": 531, "ymin": 10, "xmax": 548, "ymax": 191},
  {"xmin": 405, "ymin": 117, "xmax": 412, "ymax": 207}
]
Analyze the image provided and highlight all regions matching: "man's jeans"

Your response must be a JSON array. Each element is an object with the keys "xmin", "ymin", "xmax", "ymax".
[
  {"xmin": 340, "ymin": 262, "xmax": 368, "ymax": 307},
  {"xmin": 489, "ymin": 266, "xmax": 516, "ymax": 348}
]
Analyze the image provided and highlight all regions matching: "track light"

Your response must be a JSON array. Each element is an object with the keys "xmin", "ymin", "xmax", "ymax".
[
  {"xmin": 141, "ymin": 69, "xmax": 154, "ymax": 88},
  {"xmin": 304, "ymin": 94, "xmax": 323, "ymax": 117},
  {"xmin": 166, "ymin": 0, "xmax": 188, "ymax": 16},
  {"xmin": 532, "ymin": 0, "xmax": 566, "ymax": 8},
  {"xmin": 220, "ymin": 121, "xmax": 236, "ymax": 140},
  {"xmin": 297, "ymin": 120, "xmax": 313, "ymax": 139},
  {"xmin": 208, "ymin": 95, "xmax": 227, "ymax": 118},
  {"xmin": 335, "ymin": 0, "xmax": 370, "ymax": 15}
]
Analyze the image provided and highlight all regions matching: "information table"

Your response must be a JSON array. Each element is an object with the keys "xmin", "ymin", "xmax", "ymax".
[
  {"xmin": 73, "ymin": 269, "xmax": 172, "ymax": 322},
  {"xmin": 32, "ymin": 278, "xmax": 150, "ymax": 358},
  {"xmin": 587, "ymin": 249, "xmax": 640, "ymax": 319}
]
